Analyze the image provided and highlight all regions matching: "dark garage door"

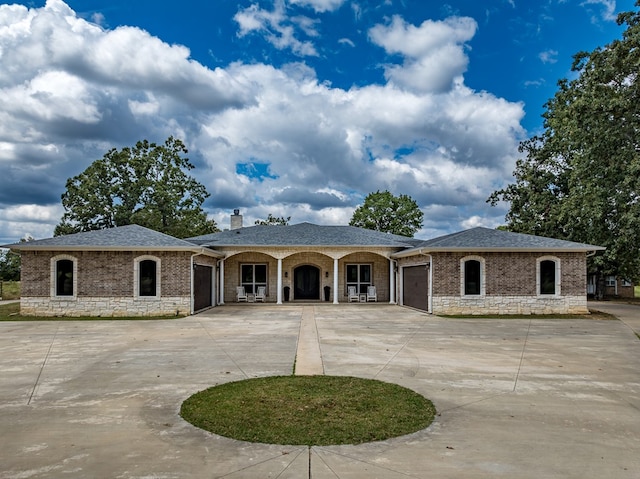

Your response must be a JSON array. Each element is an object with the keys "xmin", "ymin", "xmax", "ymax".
[
  {"xmin": 194, "ymin": 264, "xmax": 213, "ymax": 312},
  {"xmin": 403, "ymin": 265, "xmax": 429, "ymax": 311}
]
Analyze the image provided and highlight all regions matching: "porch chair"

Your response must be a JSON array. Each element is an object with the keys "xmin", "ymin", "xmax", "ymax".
[
  {"xmin": 255, "ymin": 286, "xmax": 266, "ymax": 302},
  {"xmin": 236, "ymin": 286, "xmax": 248, "ymax": 302},
  {"xmin": 367, "ymin": 285, "xmax": 377, "ymax": 302},
  {"xmin": 348, "ymin": 286, "xmax": 359, "ymax": 302}
]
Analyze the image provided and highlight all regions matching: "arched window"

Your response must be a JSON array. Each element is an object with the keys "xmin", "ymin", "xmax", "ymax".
[
  {"xmin": 139, "ymin": 260, "xmax": 157, "ymax": 296},
  {"xmin": 56, "ymin": 259, "xmax": 74, "ymax": 296},
  {"xmin": 51, "ymin": 255, "xmax": 77, "ymax": 298},
  {"xmin": 464, "ymin": 260, "xmax": 481, "ymax": 295},
  {"xmin": 537, "ymin": 256, "xmax": 560, "ymax": 296},
  {"xmin": 460, "ymin": 256, "xmax": 485, "ymax": 296},
  {"xmin": 135, "ymin": 256, "xmax": 161, "ymax": 298}
]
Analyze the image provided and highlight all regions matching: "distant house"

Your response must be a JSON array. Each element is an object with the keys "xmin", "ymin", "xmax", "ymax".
[
  {"xmin": 588, "ymin": 274, "xmax": 635, "ymax": 299},
  {"xmin": 3, "ymin": 212, "xmax": 605, "ymax": 317}
]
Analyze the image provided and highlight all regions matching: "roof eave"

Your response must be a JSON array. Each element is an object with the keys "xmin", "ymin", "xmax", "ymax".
[
  {"xmin": 209, "ymin": 244, "xmax": 409, "ymax": 248},
  {"xmin": 8, "ymin": 245, "xmax": 224, "ymax": 258},
  {"xmin": 392, "ymin": 246, "xmax": 606, "ymax": 258}
]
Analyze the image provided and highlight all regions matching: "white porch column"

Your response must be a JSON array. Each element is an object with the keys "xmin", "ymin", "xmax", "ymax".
[
  {"xmin": 218, "ymin": 259, "xmax": 225, "ymax": 305},
  {"xmin": 277, "ymin": 258, "xmax": 283, "ymax": 304},
  {"xmin": 389, "ymin": 259, "xmax": 396, "ymax": 304},
  {"xmin": 333, "ymin": 258, "xmax": 339, "ymax": 304}
]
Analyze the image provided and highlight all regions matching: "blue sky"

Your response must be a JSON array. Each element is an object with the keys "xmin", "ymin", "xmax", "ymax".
[{"xmin": 0, "ymin": 0, "xmax": 635, "ymax": 243}]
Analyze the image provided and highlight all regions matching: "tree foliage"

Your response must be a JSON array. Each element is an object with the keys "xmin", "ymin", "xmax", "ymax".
[
  {"xmin": 0, "ymin": 249, "xmax": 21, "ymax": 281},
  {"xmin": 255, "ymin": 214, "xmax": 291, "ymax": 225},
  {"xmin": 55, "ymin": 137, "xmax": 218, "ymax": 238},
  {"xmin": 488, "ymin": 4, "xmax": 640, "ymax": 281},
  {"xmin": 350, "ymin": 190, "xmax": 423, "ymax": 237}
]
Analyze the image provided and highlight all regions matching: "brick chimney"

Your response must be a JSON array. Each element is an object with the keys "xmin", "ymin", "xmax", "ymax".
[{"xmin": 230, "ymin": 209, "xmax": 243, "ymax": 230}]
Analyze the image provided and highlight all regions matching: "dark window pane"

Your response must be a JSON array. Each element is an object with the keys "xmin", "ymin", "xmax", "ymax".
[
  {"xmin": 360, "ymin": 265, "xmax": 371, "ymax": 283},
  {"xmin": 464, "ymin": 260, "xmax": 481, "ymax": 295},
  {"xmin": 140, "ymin": 260, "xmax": 157, "ymax": 296},
  {"xmin": 255, "ymin": 264, "xmax": 267, "ymax": 283},
  {"xmin": 241, "ymin": 265, "xmax": 253, "ymax": 282},
  {"xmin": 346, "ymin": 265, "xmax": 358, "ymax": 282},
  {"xmin": 540, "ymin": 260, "xmax": 556, "ymax": 295},
  {"xmin": 56, "ymin": 260, "xmax": 74, "ymax": 296}
]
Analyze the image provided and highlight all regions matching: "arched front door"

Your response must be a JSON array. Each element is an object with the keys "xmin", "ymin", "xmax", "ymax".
[{"xmin": 294, "ymin": 265, "xmax": 320, "ymax": 300}]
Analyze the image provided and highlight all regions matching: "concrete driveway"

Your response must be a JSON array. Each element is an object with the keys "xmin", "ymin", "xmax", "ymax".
[{"xmin": 1, "ymin": 304, "xmax": 639, "ymax": 478}]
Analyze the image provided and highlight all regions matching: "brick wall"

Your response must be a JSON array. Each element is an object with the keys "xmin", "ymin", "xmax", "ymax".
[
  {"xmin": 19, "ymin": 250, "xmax": 194, "ymax": 317},
  {"xmin": 396, "ymin": 251, "xmax": 589, "ymax": 314},
  {"xmin": 432, "ymin": 252, "xmax": 586, "ymax": 296}
]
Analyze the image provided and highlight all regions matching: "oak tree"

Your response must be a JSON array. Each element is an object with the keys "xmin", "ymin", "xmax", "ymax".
[
  {"xmin": 255, "ymin": 214, "xmax": 291, "ymax": 225},
  {"xmin": 350, "ymin": 190, "xmax": 423, "ymax": 237},
  {"xmin": 55, "ymin": 137, "xmax": 218, "ymax": 238},
  {"xmin": 488, "ymin": 4, "xmax": 640, "ymax": 282}
]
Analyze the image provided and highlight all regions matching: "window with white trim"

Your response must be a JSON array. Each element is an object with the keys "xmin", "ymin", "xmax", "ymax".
[
  {"xmin": 135, "ymin": 256, "xmax": 161, "ymax": 298},
  {"xmin": 460, "ymin": 256, "xmax": 485, "ymax": 296},
  {"xmin": 537, "ymin": 256, "xmax": 560, "ymax": 296},
  {"xmin": 52, "ymin": 255, "xmax": 77, "ymax": 297},
  {"xmin": 241, "ymin": 264, "xmax": 267, "ymax": 294},
  {"xmin": 346, "ymin": 264, "xmax": 371, "ymax": 294},
  {"xmin": 605, "ymin": 276, "xmax": 616, "ymax": 287},
  {"xmin": 622, "ymin": 279, "xmax": 632, "ymax": 287}
]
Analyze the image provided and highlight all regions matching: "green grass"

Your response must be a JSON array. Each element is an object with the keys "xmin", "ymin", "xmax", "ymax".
[
  {"xmin": 181, "ymin": 375, "xmax": 436, "ymax": 446},
  {"xmin": 0, "ymin": 302, "xmax": 183, "ymax": 321},
  {"xmin": 0, "ymin": 281, "xmax": 20, "ymax": 300},
  {"xmin": 635, "ymin": 285, "xmax": 640, "ymax": 298},
  {"xmin": 439, "ymin": 311, "xmax": 617, "ymax": 320}
]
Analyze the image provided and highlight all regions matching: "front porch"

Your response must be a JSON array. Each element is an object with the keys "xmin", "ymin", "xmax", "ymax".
[{"xmin": 216, "ymin": 248, "xmax": 397, "ymax": 305}]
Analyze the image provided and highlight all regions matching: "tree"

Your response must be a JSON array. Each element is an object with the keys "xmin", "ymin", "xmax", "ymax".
[
  {"xmin": 255, "ymin": 214, "xmax": 291, "ymax": 225},
  {"xmin": 488, "ymin": 4, "xmax": 640, "ymax": 282},
  {"xmin": 350, "ymin": 190, "xmax": 423, "ymax": 237},
  {"xmin": 55, "ymin": 137, "xmax": 218, "ymax": 238},
  {"xmin": 0, "ymin": 249, "xmax": 21, "ymax": 281}
]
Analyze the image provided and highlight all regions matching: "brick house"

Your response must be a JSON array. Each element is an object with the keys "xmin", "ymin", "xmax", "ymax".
[
  {"xmin": 4, "ymin": 213, "xmax": 604, "ymax": 316},
  {"xmin": 393, "ymin": 228, "xmax": 604, "ymax": 315},
  {"xmin": 4, "ymin": 225, "xmax": 222, "ymax": 317},
  {"xmin": 588, "ymin": 274, "xmax": 635, "ymax": 299}
]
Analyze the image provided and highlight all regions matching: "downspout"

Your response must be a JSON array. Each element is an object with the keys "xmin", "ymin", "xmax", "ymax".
[
  {"xmin": 217, "ymin": 259, "xmax": 225, "ymax": 305},
  {"xmin": 585, "ymin": 251, "xmax": 599, "ymax": 298},
  {"xmin": 389, "ymin": 259, "xmax": 397, "ymax": 304}
]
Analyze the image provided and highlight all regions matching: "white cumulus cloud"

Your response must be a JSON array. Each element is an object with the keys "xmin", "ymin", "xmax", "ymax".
[{"xmin": 0, "ymin": 0, "xmax": 525, "ymax": 243}]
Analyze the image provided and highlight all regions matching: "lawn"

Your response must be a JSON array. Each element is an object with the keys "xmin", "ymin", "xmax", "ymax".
[
  {"xmin": 181, "ymin": 375, "xmax": 436, "ymax": 446},
  {"xmin": 0, "ymin": 281, "xmax": 20, "ymax": 300}
]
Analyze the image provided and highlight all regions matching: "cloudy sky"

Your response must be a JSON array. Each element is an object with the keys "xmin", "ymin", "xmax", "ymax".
[{"xmin": 0, "ymin": 0, "xmax": 634, "ymax": 243}]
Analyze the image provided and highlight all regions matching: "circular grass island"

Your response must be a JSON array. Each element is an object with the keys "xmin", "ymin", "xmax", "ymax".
[{"xmin": 180, "ymin": 375, "xmax": 436, "ymax": 446}]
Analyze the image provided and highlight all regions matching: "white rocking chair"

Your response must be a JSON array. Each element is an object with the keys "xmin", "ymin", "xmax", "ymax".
[
  {"xmin": 348, "ymin": 286, "xmax": 359, "ymax": 302},
  {"xmin": 255, "ymin": 286, "xmax": 266, "ymax": 302},
  {"xmin": 366, "ymin": 286, "xmax": 377, "ymax": 302},
  {"xmin": 236, "ymin": 286, "xmax": 248, "ymax": 302}
]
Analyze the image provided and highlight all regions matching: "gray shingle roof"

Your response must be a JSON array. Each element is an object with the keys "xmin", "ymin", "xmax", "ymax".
[
  {"xmin": 3, "ymin": 224, "xmax": 605, "ymax": 257},
  {"xmin": 3, "ymin": 224, "xmax": 220, "ymax": 255},
  {"xmin": 393, "ymin": 227, "xmax": 605, "ymax": 256},
  {"xmin": 186, "ymin": 222, "xmax": 422, "ymax": 248}
]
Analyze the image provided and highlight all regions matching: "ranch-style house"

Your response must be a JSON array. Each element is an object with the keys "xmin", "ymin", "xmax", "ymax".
[{"xmin": 3, "ymin": 210, "xmax": 605, "ymax": 317}]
